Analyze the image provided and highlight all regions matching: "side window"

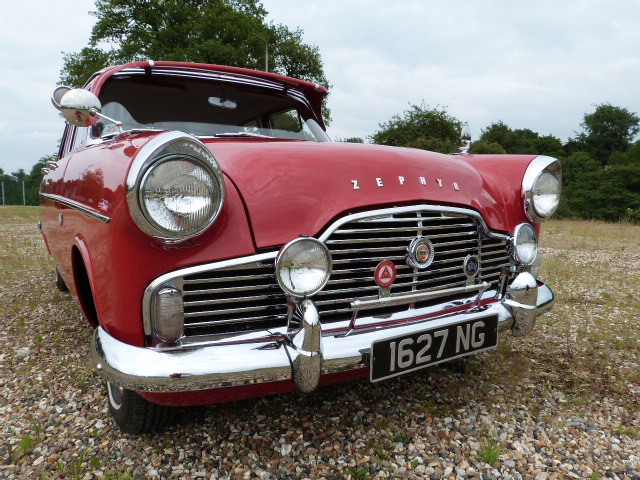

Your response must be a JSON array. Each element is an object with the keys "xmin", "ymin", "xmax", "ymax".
[
  {"xmin": 73, "ymin": 126, "xmax": 89, "ymax": 150},
  {"xmin": 59, "ymin": 125, "xmax": 77, "ymax": 158},
  {"xmin": 271, "ymin": 109, "xmax": 303, "ymax": 133},
  {"xmin": 269, "ymin": 109, "xmax": 316, "ymax": 140},
  {"xmin": 60, "ymin": 125, "xmax": 88, "ymax": 157}
]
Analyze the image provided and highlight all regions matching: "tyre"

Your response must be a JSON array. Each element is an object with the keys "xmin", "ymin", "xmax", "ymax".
[
  {"xmin": 55, "ymin": 266, "xmax": 68, "ymax": 292},
  {"xmin": 107, "ymin": 382, "xmax": 176, "ymax": 434}
]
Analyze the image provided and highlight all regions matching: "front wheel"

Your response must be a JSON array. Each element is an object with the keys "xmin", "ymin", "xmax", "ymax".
[{"xmin": 107, "ymin": 382, "xmax": 176, "ymax": 434}]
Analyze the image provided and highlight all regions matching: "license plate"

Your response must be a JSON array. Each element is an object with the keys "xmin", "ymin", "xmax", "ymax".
[{"xmin": 370, "ymin": 315, "xmax": 499, "ymax": 382}]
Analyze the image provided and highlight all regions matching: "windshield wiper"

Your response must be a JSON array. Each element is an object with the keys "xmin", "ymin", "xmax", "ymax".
[{"xmin": 213, "ymin": 132, "xmax": 274, "ymax": 139}]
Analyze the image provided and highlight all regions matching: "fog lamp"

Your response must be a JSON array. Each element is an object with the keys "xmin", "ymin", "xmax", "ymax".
[
  {"xmin": 276, "ymin": 237, "xmax": 332, "ymax": 299},
  {"xmin": 513, "ymin": 223, "xmax": 538, "ymax": 266},
  {"xmin": 153, "ymin": 287, "xmax": 184, "ymax": 342}
]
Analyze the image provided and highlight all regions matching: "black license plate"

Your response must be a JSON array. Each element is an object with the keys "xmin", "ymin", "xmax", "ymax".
[{"xmin": 370, "ymin": 315, "xmax": 499, "ymax": 382}]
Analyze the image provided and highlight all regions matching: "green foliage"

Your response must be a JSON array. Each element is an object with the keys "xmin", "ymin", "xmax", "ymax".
[
  {"xmin": 344, "ymin": 467, "xmax": 372, "ymax": 480},
  {"xmin": 61, "ymin": 47, "xmax": 114, "ymax": 87},
  {"xmin": 387, "ymin": 427, "xmax": 411, "ymax": 444},
  {"xmin": 560, "ymin": 147, "xmax": 640, "ymax": 221},
  {"xmin": 59, "ymin": 0, "xmax": 330, "ymax": 121},
  {"xmin": 479, "ymin": 121, "xmax": 564, "ymax": 156},
  {"xmin": 575, "ymin": 103, "xmax": 640, "ymax": 164},
  {"xmin": 479, "ymin": 436, "xmax": 501, "ymax": 465},
  {"xmin": 337, "ymin": 137, "xmax": 365, "ymax": 143},
  {"xmin": 371, "ymin": 103, "xmax": 462, "ymax": 154},
  {"xmin": 468, "ymin": 140, "xmax": 506, "ymax": 154},
  {"xmin": 1, "ymin": 154, "xmax": 54, "ymax": 206}
]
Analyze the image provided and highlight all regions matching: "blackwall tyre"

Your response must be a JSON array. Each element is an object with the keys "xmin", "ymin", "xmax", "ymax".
[
  {"xmin": 107, "ymin": 382, "xmax": 176, "ymax": 434},
  {"xmin": 55, "ymin": 266, "xmax": 68, "ymax": 292}
]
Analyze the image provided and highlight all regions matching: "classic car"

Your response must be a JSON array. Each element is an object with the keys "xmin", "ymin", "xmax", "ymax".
[{"xmin": 41, "ymin": 61, "xmax": 561, "ymax": 433}]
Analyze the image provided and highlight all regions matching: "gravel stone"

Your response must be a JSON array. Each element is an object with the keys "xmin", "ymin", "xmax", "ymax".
[{"xmin": 1, "ymin": 213, "xmax": 639, "ymax": 480}]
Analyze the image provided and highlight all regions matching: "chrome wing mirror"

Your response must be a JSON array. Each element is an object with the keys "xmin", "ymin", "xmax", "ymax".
[
  {"xmin": 51, "ymin": 87, "xmax": 123, "ymax": 133},
  {"xmin": 459, "ymin": 124, "xmax": 472, "ymax": 154}
]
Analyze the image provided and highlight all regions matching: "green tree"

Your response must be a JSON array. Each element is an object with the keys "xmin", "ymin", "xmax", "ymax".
[
  {"xmin": 479, "ymin": 121, "xmax": 564, "ymax": 156},
  {"xmin": 560, "ymin": 148, "xmax": 640, "ymax": 221},
  {"xmin": 574, "ymin": 103, "xmax": 640, "ymax": 164},
  {"xmin": 468, "ymin": 140, "xmax": 506, "ymax": 154},
  {"xmin": 371, "ymin": 104, "xmax": 462, "ymax": 154},
  {"xmin": 0, "ymin": 155, "xmax": 55, "ymax": 206},
  {"xmin": 60, "ymin": 0, "xmax": 331, "ymax": 121}
]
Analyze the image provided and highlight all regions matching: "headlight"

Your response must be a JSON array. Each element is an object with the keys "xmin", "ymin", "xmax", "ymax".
[
  {"xmin": 276, "ymin": 237, "xmax": 332, "ymax": 299},
  {"xmin": 513, "ymin": 223, "xmax": 538, "ymax": 266},
  {"xmin": 127, "ymin": 132, "xmax": 225, "ymax": 241},
  {"xmin": 523, "ymin": 156, "xmax": 562, "ymax": 222}
]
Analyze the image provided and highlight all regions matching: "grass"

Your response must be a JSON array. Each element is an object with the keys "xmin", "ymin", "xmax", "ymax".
[
  {"xmin": 344, "ymin": 467, "xmax": 372, "ymax": 480},
  {"xmin": 479, "ymin": 436, "xmax": 501, "ymax": 465}
]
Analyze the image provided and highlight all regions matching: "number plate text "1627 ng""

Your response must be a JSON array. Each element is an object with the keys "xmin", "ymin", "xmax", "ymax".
[{"xmin": 370, "ymin": 315, "xmax": 499, "ymax": 382}]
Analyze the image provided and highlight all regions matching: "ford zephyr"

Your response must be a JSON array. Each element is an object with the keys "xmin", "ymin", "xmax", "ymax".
[{"xmin": 41, "ymin": 61, "xmax": 561, "ymax": 433}]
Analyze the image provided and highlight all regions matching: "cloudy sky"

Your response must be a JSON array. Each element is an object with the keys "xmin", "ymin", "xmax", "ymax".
[{"xmin": 1, "ymin": 0, "xmax": 639, "ymax": 175}]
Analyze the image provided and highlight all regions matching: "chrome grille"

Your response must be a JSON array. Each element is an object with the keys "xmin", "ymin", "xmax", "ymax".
[{"xmin": 179, "ymin": 208, "xmax": 510, "ymax": 337}]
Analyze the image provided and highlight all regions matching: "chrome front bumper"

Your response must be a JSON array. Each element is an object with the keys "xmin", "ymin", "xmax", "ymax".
[{"xmin": 91, "ymin": 275, "xmax": 554, "ymax": 393}]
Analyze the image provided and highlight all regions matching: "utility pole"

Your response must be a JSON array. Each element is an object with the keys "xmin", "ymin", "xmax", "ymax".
[
  {"xmin": 22, "ymin": 181, "xmax": 26, "ymax": 205},
  {"xmin": 252, "ymin": 33, "xmax": 269, "ymax": 72},
  {"xmin": 1, "ymin": 182, "xmax": 4, "ymax": 206}
]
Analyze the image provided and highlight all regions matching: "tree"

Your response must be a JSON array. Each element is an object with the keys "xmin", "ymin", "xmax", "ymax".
[
  {"xmin": 574, "ymin": 103, "xmax": 640, "ymax": 164},
  {"xmin": 479, "ymin": 121, "xmax": 564, "ymax": 156},
  {"xmin": 559, "ymin": 148, "xmax": 640, "ymax": 221},
  {"xmin": 0, "ymin": 154, "xmax": 55, "ymax": 205},
  {"xmin": 60, "ymin": 0, "xmax": 331, "ymax": 121},
  {"xmin": 468, "ymin": 140, "xmax": 506, "ymax": 154},
  {"xmin": 371, "ymin": 104, "xmax": 462, "ymax": 154}
]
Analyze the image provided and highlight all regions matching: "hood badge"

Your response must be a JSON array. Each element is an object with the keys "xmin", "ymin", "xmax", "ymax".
[
  {"xmin": 374, "ymin": 260, "xmax": 397, "ymax": 298},
  {"xmin": 351, "ymin": 176, "xmax": 460, "ymax": 191},
  {"xmin": 407, "ymin": 237, "xmax": 435, "ymax": 270},
  {"xmin": 463, "ymin": 255, "xmax": 480, "ymax": 285},
  {"xmin": 374, "ymin": 261, "xmax": 397, "ymax": 288}
]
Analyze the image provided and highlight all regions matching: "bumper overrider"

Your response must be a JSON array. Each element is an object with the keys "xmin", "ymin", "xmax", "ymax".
[{"xmin": 90, "ymin": 272, "xmax": 553, "ymax": 394}]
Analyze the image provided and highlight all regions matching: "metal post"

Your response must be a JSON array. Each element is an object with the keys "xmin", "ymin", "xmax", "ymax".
[
  {"xmin": 252, "ymin": 33, "xmax": 269, "ymax": 72},
  {"xmin": 22, "ymin": 181, "xmax": 26, "ymax": 205}
]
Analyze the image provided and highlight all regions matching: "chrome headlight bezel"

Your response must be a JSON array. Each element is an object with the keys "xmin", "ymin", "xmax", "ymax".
[
  {"xmin": 126, "ymin": 132, "xmax": 226, "ymax": 242},
  {"xmin": 275, "ymin": 237, "xmax": 332, "ymax": 299},
  {"xmin": 522, "ymin": 155, "xmax": 562, "ymax": 222},
  {"xmin": 512, "ymin": 223, "xmax": 538, "ymax": 266}
]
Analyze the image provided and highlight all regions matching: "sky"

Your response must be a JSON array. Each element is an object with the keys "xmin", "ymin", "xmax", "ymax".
[{"xmin": 1, "ymin": 0, "xmax": 639, "ymax": 175}]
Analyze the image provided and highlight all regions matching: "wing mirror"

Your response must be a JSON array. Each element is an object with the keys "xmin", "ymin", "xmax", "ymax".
[
  {"xmin": 459, "ymin": 124, "xmax": 472, "ymax": 154},
  {"xmin": 51, "ymin": 87, "xmax": 122, "ymax": 133}
]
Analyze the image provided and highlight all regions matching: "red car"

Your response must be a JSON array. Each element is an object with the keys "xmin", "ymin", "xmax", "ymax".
[{"xmin": 42, "ymin": 61, "xmax": 561, "ymax": 433}]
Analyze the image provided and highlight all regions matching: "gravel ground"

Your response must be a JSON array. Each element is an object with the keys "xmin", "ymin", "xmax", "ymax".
[{"xmin": 1, "ymin": 212, "xmax": 639, "ymax": 480}]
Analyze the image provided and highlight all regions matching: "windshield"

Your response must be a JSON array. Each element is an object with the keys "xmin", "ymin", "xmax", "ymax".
[{"xmin": 95, "ymin": 75, "xmax": 330, "ymax": 142}]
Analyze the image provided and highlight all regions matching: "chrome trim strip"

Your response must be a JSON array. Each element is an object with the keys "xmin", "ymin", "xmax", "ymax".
[
  {"xmin": 39, "ymin": 193, "xmax": 110, "ymax": 224},
  {"xmin": 318, "ymin": 205, "xmax": 507, "ymax": 243},
  {"xmin": 351, "ymin": 282, "xmax": 489, "ymax": 309},
  {"xmin": 90, "ymin": 283, "xmax": 553, "ymax": 392}
]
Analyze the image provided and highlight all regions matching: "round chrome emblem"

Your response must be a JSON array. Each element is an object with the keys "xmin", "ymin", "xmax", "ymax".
[
  {"xmin": 374, "ymin": 260, "xmax": 397, "ymax": 288},
  {"xmin": 463, "ymin": 255, "xmax": 480, "ymax": 280},
  {"xmin": 406, "ymin": 237, "xmax": 435, "ymax": 270}
]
